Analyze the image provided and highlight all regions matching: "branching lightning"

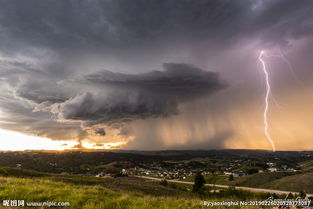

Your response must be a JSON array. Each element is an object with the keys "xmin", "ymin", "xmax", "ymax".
[{"xmin": 258, "ymin": 50, "xmax": 276, "ymax": 152}]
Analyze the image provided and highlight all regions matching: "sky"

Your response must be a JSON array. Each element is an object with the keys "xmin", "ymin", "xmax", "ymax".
[{"xmin": 0, "ymin": 0, "xmax": 313, "ymax": 151}]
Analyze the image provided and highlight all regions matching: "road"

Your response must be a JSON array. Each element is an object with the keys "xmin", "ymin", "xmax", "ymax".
[{"xmin": 137, "ymin": 176, "xmax": 313, "ymax": 197}]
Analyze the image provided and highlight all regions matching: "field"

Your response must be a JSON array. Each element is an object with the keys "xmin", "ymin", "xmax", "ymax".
[
  {"xmin": 0, "ymin": 177, "xmax": 203, "ymax": 209},
  {"xmin": 262, "ymin": 172, "xmax": 313, "ymax": 193},
  {"xmin": 1, "ymin": 150, "xmax": 312, "ymax": 208},
  {"xmin": 184, "ymin": 172, "xmax": 313, "ymax": 194},
  {"xmin": 299, "ymin": 160, "xmax": 313, "ymax": 172},
  {"xmin": 0, "ymin": 167, "xmax": 273, "ymax": 209}
]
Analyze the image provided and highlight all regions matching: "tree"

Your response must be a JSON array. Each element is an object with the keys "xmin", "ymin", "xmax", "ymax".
[
  {"xmin": 228, "ymin": 174, "xmax": 234, "ymax": 181},
  {"xmin": 193, "ymin": 172, "xmax": 206, "ymax": 193},
  {"xmin": 287, "ymin": 193, "xmax": 294, "ymax": 199},
  {"xmin": 247, "ymin": 168, "xmax": 258, "ymax": 175},
  {"xmin": 160, "ymin": 179, "xmax": 168, "ymax": 186},
  {"xmin": 299, "ymin": 191, "xmax": 306, "ymax": 199}
]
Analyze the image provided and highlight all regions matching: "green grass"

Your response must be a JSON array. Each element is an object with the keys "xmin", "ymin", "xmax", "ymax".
[
  {"xmin": 0, "ymin": 176, "xmax": 269, "ymax": 209},
  {"xmin": 0, "ymin": 177, "xmax": 205, "ymax": 209},
  {"xmin": 226, "ymin": 172, "xmax": 294, "ymax": 188},
  {"xmin": 262, "ymin": 172, "xmax": 313, "ymax": 193},
  {"xmin": 0, "ymin": 167, "xmax": 46, "ymax": 177},
  {"xmin": 0, "ymin": 168, "xmax": 270, "ymax": 209},
  {"xmin": 183, "ymin": 172, "xmax": 312, "ymax": 194},
  {"xmin": 299, "ymin": 160, "xmax": 313, "ymax": 172}
]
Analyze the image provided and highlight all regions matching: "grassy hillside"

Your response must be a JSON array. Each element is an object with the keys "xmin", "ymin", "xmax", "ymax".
[
  {"xmin": 0, "ymin": 177, "xmax": 205, "ymax": 209},
  {"xmin": 223, "ymin": 172, "xmax": 313, "ymax": 193},
  {"xmin": 299, "ymin": 160, "xmax": 313, "ymax": 172},
  {"xmin": 262, "ymin": 172, "xmax": 313, "ymax": 193},
  {"xmin": 184, "ymin": 171, "xmax": 313, "ymax": 194},
  {"xmin": 184, "ymin": 172, "xmax": 293, "ymax": 187},
  {"xmin": 226, "ymin": 172, "xmax": 293, "ymax": 187},
  {"xmin": 0, "ymin": 168, "xmax": 271, "ymax": 209}
]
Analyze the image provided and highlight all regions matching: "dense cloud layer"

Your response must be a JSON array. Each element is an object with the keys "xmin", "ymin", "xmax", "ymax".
[
  {"xmin": 57, "ymin": 63, "xmax": 223, "ymax": 123},
  {"xmin": 0, "ymin": 60, "xmax": 224, "ymax": 142},
  {"xmin": 1, "ymin": 0, "xmax": 313, "ymax": 54},
  {"xmin": 0, "ymin": 0, "xmax": 313, "ymax": 149}
]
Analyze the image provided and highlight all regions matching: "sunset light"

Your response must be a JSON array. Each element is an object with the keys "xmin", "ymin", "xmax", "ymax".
[
  {"xmin": 0, "ymin": 129, "xmax": 76, "ymax": 151},
  {"xmin": 0, "ymin": 1, "xmax": 313, "ymax": 207},
  {"xmin": 0, "ymin": 129, "xmax": 127, "ymax": 151},
  {"xmin": 82, "ymin": 141, "xmax": 127, "ymax": 150}
]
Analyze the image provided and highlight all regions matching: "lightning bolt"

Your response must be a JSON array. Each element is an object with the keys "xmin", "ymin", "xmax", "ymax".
[{"xmin": 258, "ymin": 50, "xmax": 276, "ymax": 152}]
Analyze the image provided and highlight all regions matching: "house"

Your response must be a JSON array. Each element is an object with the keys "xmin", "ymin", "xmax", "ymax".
[
  {"xmin": 224, "ymin": 172, "xmax": 233, "ymax": 176},
  {"xmin": 121, "ymin": 169, "xmax": 127, "ymax": 175},
  {"xmin": 96, "ymin": 172, "xmax": 105, "ymax": 177},
  {"xmin": 268, "ymin": 167, "xmax": 278, "ymax": 172},
  {"xmin": 232, "ymin": 173, "xmax": 240, "ymax": 177}
]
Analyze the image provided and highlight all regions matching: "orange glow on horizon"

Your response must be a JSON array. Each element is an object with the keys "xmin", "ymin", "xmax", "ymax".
[
  {"xmin": 0, "ymin": 129, "xmax": 126, "ymax": 151},
  {"xmin": 82, "ymin": 141, "xmax": 126, "ymax": 150},
  {"xmin": 0, "ymin": 129, "xmax": 78, "ymax": 151}
]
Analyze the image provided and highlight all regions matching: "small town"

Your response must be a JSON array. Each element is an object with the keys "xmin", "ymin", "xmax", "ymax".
[{"xmin": 95, "ymin": 159, "xmax": 301, "ymax": 180}]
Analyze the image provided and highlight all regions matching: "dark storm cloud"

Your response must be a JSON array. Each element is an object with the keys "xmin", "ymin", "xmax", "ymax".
[
  {"xmin": 0, "ymin": 0, "xmax": 312, "ymax": 55},
  {"xmin": 56, "ymin": 63, "xmax": 224, "ymax": 124},
  {"xmin": 0, "ymin": 0, "xmax": 313, "ymax": 149},
  {"xmin": 0, "ymin": 59, "xmax": 224, "ymax": 141},
  {"xmin": 81, "ymin": 63, "xmax": 222, "ymax": 98}
]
